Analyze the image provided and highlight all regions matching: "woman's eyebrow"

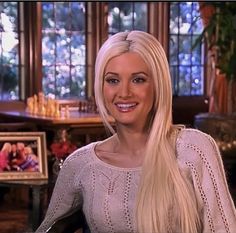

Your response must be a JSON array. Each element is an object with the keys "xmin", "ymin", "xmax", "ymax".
[
  {"xmin": 104, "ymin": 71, "xmax": 149, "ymax": 77},
  {"xmin": 104, "ymin": 72, "xmax": 118, "ymax": 77},
  {"xmin": 132, "ymin": 71, "xmax": 149, "ymax": 76}
]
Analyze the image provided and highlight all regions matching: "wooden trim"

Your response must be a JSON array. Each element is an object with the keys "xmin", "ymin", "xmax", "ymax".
[
  {"xmin": 86, "ymin": 2, "xmax": 95, "ymax": 98},
  {"xmin": 87, "ymin": 2, "xmax": 108, "ymax": 98},
  {"xmin": 23, "ymin": 2, "xmax": 42, "ymax": 98},
  {"xmin": 148, "ymin": 2, "xmax": 169, "ymax": 54},
  {"xmin": 35, "ymin": 2, "xmax": 43, "ymax": 92},
  {"xmin": 18, "ymin": 2, "xmax": 25, "ymax": 101}
]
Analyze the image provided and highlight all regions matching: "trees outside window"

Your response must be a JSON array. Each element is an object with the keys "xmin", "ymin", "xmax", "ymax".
[
  {"xmin": 0, "ymin": 2, "xmax": 204, "ymax": 104},
  {"xmin": 108, "ymin": 2, "xmax": 147, "ymax": 36},
  {"xmin": 0, "ymin": 2, "xmax": 19, "ymax": 100},
  {"xmin": 42, "ymin": 2, "xmax": 86, "ymax": 99},
  {"xmin": 169, "ymin": 2, "xmax": 204, "ymax": 96}
]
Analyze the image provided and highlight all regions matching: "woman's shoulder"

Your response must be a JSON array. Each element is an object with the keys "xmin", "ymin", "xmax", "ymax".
[
  {"xmin": 176, "ymin": 128, "xmax": 220, "ymax": 162},
  {"xmin": 62, "ymin": 141, "xmax": 100, "ymax": 168},
  {"xmin": 177, "ymin": 128, "xmax": 215, "ymax": 146}
]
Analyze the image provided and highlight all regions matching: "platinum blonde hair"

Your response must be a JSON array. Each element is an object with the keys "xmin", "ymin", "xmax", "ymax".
[{"xmin": 94, "ymin": 31, "xmax": 201, "ymax": 233}]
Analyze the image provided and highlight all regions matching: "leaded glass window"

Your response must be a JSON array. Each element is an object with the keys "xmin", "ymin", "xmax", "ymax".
[
  {"xmin": 42, "ymin": 2, "xmax": 86, "ymax": 99},
  {"xmin": 108, "ymin": 2, "xmax": 147, "ymax": 36},
  {"xmin": 0, "ymin": 2, "xmax": 19, "ymax": 100},
  {"xmin": 169, "ymin": 2, "xmax": 204, "ymax": 96}
]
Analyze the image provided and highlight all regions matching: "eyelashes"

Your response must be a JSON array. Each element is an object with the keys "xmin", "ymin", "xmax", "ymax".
[
  {"xmin": 104, "ymin": 77, "xmax": 119, "ymax": 84},
  {"xmin": 132, "ymin": 76, "xmax": 146, "ymax": 83},
  {"xmin": 104, "ymin": 75, "xmax": 148, "ymax": 85}
]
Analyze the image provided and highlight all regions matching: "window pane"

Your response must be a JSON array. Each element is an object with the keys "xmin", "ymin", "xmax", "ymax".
[
  {"xmin": 169, "ymin": 2, "xmax": 204, "ymax": 96},
  {"xmin": 0, "ymin": 2, "xmax": 19, "ymax": 100},
  {"xmin": 108, "ymin": 2, "xmax": 147, "ymax": 36},
  {"xmin": 42, "ymin": 2, "xmax": 86, "ymax": 99}
]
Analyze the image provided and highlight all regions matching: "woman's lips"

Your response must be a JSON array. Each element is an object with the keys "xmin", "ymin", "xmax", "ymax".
[{"xmin": 115, "ymin": 103, "xmax": 138, "ymax": 112}]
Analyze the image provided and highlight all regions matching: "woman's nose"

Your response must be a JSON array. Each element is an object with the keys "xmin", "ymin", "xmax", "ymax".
[{"xmin": 118, "ymin": 81, "xmax": 131, "ymax": 98}]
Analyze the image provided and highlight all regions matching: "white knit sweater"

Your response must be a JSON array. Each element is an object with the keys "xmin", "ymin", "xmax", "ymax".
[{"xmin": 36, "ymin": 128, "xmax": 236, "ymax": 233}]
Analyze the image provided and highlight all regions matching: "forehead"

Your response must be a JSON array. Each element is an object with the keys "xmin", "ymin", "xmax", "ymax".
[{"xmin": 105, "ymin": 52, "xmax": 149, "ymax": 72}]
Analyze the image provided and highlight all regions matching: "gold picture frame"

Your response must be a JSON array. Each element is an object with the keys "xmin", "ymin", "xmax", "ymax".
[{"xmin": 0, "ymin": 132, "xmax": 48, "ymax": 180}]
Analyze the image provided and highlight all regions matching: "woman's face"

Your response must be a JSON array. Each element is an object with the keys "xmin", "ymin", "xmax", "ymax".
[{"xmin": 103, "ymin": 52, "xmax": 155, "ymax": 130}]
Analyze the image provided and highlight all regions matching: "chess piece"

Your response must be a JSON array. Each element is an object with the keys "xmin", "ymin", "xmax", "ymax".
[
  {"xmin": 64, "ymin": 105, "xmax": 70, "ymax": 118},
  {"xmin": 33, "ymin": 94, "xmax": 38, "ymax": 115},
  {"xmin": 54, "ymin": 101, "xmax": 61, "ymax": 118},
  {"xmin": 26, "ymin": 97, "xmax": 34, "ymax": 114},
  {"xmin": 38, "ymin": 92, "xmax": 45, "ymax": 116}
]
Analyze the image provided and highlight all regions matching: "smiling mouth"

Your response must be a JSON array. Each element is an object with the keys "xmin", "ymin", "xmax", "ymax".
[{"xmin": 115, "ymin": 103, "xmax": 138, "ymax": 112}]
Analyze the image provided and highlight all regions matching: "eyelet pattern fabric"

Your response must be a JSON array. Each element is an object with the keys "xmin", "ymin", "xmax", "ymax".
[{"xmin": 36, "ymin": 129, "xmax": 236, "ymax": 233}]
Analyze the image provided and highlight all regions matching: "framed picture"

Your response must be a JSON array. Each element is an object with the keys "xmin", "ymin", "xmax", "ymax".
[{"xmin": 0, "ymin": 132, "xmax": 48, "ymax": 180}]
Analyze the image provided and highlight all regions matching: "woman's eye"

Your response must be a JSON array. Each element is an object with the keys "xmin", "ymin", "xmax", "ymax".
[
  {"xmin": 105, "ymin": 78, "xmax": 119, "ymax": 84},
  {"xmin": 133, "ymin": 76, "xmax": 146, "ymax": 83}
]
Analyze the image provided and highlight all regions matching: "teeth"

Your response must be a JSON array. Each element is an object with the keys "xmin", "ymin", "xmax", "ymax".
[{"xmin": 116, "ymin": 103, "xmax": 136, "ymax": 108}]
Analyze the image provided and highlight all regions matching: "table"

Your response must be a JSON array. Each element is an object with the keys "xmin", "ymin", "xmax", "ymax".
[
  {"xmin": 0, "ymin": 110, "xmax": 114, "ymax": 144},
  {"xmin": 0, "ymin": 179, "xmax": 55, "ymax": 231},
  {"xmin": 0, "ymin": 110, "xmax": 105, "ymax": 127}
]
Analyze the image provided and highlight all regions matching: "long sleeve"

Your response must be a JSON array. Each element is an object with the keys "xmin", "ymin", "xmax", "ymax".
[
  {"xmin": 35, "ymin": 152, "xmax": 83, "ymax": 233},
  {"xmin": 177, "ymin": 129, "xmax": 236, "ymax": 233},
  {"xmin": 36, "ymin": 141, "xmax": 141, "ymax": 233}
]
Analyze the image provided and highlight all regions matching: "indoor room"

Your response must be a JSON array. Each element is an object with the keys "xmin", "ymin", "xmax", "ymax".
[{"xmin": 0, "ymin": 2, "xmax": 235, "ymax": 233}]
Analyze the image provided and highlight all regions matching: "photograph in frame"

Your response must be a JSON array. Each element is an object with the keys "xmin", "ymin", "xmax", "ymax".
[{"xmin": 0, "ymin": 132, "xmax": 48, "ymax": 180}]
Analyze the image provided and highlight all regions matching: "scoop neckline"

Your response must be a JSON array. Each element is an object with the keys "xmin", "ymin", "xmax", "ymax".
[{"xmin": 90, "ymin": 141, "xmax": 142, "ymax": 171}]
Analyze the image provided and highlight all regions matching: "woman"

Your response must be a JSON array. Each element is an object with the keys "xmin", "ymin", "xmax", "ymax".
[
  {"xmin": 0, "ymin": 142, "xmax": 11, "ymax": 171},
  {"xmin": 18, "ymin": 146, "xmax": 39, "ymax": 172},
  {"xmin": 36, "ymin": 31, "xmax": 236, "ymax": 233}
]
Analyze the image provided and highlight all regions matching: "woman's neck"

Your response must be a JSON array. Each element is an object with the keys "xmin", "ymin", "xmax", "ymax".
[
  {"xmin": 94, "ymin": 124, "xmax": 149, "ymax": 168},
  {"xmin": 114, "ymin": 126, "xmax": 148, "ymax": 157}
]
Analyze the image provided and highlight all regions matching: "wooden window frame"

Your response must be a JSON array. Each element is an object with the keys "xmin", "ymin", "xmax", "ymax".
[
  {"xmin": 0, "ymin": 2, "xmax": 209, "ymax": 126},
  {"xmin": 149, "ymin": 2, "xmax": 209, "ymax": 125}
]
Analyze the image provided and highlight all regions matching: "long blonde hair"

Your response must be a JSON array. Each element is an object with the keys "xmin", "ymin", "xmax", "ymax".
[{"xmin": 94, "ymin": 31, "xmax": 201, "ymax": 233}]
